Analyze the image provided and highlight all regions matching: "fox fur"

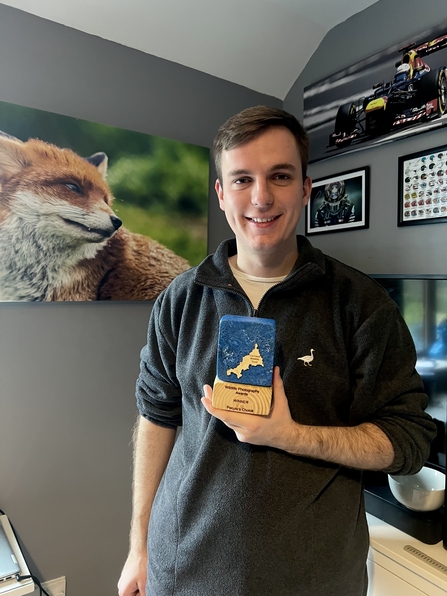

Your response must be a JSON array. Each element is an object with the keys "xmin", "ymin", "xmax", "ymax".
[{"xmin": 0, "ymin": 132, "xmax": 190, "ymax": 301}]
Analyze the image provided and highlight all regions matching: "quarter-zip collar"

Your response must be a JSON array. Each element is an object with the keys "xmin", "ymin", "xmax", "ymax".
[{"xmin": 194, "ymin": 235, "xmax": 326, "ymax": 293}]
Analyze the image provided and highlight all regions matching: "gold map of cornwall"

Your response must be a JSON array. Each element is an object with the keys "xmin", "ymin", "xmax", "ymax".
[{"xmin": 226, "ymin": 344, "xmax": 264, "ymax": 379}]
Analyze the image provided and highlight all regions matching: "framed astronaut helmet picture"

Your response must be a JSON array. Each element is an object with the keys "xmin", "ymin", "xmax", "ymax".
[{"xmin": 305, "ymin": 166, "xmax": 370, "ymax": 236}]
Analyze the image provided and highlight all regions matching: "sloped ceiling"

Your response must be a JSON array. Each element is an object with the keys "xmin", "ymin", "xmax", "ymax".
[{"xmin": 0, "ymin": 0, "xmax": 379, "ymax": 99}]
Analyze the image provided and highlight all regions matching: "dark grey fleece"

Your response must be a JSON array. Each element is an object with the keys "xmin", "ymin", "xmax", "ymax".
[{"xmin": 136, "ymin": 236, "xmax": 436, "ymax": 596}]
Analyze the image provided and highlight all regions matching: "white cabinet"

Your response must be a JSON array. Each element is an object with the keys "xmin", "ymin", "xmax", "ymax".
[
  {"xmin": 367, "ymin": 513, "xmax": 447, "ymax": 596},
  {"xmin": 367, "ymin": 557, "xmax": 428, "ymax": 596}
]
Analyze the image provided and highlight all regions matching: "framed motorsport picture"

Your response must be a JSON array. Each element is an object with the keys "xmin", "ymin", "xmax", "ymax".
[
  {"xmin": 398, "ymin": 144, "xmax": 447, "ymax": 227},
  {"xmin": 303, "ymin": 23, "xmax": 447, "ymax": 164},
  {"xmin": 305, "ymin": 166, "xmax": 370, "ymax": 236}
]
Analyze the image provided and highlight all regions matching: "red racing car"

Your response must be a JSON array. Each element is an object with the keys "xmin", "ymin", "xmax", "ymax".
[{"xmin": 329, "ymin": 34, "xmax": 447, "ymax": 147}]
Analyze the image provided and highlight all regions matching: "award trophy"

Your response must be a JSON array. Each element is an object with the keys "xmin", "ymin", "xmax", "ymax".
[{"xmin": 212, "ymin": 314, "xmax": 276, "ymax": 415}]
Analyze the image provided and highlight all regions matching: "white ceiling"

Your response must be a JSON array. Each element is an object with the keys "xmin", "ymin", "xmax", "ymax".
[{"xmin": 0, "ymin": 0, "xmax": 379, "ymax": 99}]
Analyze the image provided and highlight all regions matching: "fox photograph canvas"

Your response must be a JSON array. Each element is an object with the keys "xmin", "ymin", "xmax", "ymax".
[{"xmin": 0, "ymin": 100, "xmax": 209, "ymax": 302}]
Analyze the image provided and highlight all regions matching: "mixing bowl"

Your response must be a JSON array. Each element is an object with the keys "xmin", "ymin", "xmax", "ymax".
[{"xmin": 388, "ymin": 466, "xmax": 445, "ymax": 512}]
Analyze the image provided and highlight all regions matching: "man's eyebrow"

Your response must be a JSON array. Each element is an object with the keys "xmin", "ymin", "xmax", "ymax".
[
  {"xmin": 269, "ymin": 162, "xmax": 297, "ymax": 172},
  {"xmin": 226, "ymin": 163, "xmax": 297, "ymax": 177},
  {"xmin": 227, "ymin": 169, "xmax": 251, "ymax": 178}
]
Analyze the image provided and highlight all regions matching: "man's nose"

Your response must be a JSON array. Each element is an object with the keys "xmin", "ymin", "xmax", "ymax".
[{"xmin": 252, "ymin": 180, "xmax": 273, "ymax": 207}]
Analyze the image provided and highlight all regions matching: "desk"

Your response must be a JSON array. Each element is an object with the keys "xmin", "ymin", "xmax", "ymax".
[{"xmin": 367, "ymin": 513, "xmax": 447, "ymax": 596}]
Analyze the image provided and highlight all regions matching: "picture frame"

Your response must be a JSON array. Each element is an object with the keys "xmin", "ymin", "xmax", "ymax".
[
  {"xmin": 303, "ymin": 23, "xmax": 447, "ymax": 164},
  {"xmin": 0, "ymin": 99, "xmax": 209, "ymax": 302},
  {"xmin": 305, "ymin": 166, "xmax": 370, "ymax": 236},
  {"xmin": 398, "ymin": 144, "xmax": 447, "ymax": 227}
]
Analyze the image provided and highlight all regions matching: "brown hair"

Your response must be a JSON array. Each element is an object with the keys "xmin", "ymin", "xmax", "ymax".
[{"xmin": 212, "ymin": 105, "xmax": 309, "ymax": 182}]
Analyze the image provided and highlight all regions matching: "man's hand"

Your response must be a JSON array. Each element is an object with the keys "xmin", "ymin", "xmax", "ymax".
[
  {"xmin": 117, "ymin": 550, "xmax": 147, "ymax": 596},
  {"xmin": 201, "ymin": 366, "xmax": 296, "ymax": 450}
]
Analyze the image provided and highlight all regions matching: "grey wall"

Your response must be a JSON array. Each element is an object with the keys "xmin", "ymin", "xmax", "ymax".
[
  {"xmin": 3, "ymin": 1, "xmax": 447, "ymax": 594},
  {"xmin": 0, "ymin": 5, "xmax": 280, "ymax": 596},
  {"xmin": 284, "ymin": 0, "xmax": 447, "ymax": 274}
]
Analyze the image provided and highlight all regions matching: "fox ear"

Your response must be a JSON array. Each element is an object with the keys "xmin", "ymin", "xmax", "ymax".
[
  {"xmin": 84, "ymin": 152, "xmax": 108, "ymax": 179},
  {"xmin": 0, "ymin": 134, "xmax": 28, "ymax": 177}
]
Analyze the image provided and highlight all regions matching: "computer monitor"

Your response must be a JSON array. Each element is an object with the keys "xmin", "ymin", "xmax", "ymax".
[{"xmin": 372, "ymin": 274, "xmax": 447, "ymax": 472}]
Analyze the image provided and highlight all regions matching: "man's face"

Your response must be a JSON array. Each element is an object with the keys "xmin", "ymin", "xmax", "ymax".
[{"xmin": 215, "ymin": 127, "xmax": 311, "ymax": 262}]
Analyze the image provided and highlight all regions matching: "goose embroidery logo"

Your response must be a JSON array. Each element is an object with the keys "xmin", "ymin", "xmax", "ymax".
[{"xmin": 297, "ymin": 349, "xmax": 315, "ymax": 367}]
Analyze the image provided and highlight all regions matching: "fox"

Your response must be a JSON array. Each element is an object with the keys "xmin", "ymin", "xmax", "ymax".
[{"xmin": 0, "ymin": 132, "xmax": 190, "ymax": 301}]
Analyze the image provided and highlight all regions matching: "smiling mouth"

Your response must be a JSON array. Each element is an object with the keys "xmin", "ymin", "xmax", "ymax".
[{"xmin": 248, "ymin": 215, "xmax": 280, "ymax": 223}]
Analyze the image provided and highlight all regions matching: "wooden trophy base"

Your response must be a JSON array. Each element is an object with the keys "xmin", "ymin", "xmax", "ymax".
[{"xmin": 212, "ymin": 377, "xmax": 272, "ymax": 416}]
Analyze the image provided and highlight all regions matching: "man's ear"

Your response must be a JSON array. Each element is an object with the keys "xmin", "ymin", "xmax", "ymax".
[
  {"xmin": 302, "ymin": 176, "xmax": 312, "ymax": 207},
  {"xmin": 215, "ymin": 179, "xmax": 225, "ymax": 212}
]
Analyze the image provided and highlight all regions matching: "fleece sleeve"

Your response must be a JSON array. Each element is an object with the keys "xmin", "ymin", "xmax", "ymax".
[
  {"xmin": 348, "ymin": 300, "xmax": 437, "ymax": 475},
  {"xmin": 135, "ymin": 291, "xmax": 183, "ymax": 428}
]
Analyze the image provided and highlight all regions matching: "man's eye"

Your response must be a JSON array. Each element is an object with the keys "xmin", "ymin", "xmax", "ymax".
[
  {"xmin": 274, "ymin": 174, "xmax": 290, "ymax": 180},
  {"xmin": 234, "ymin": 178, "xmax": 250, "ymax": 185}
]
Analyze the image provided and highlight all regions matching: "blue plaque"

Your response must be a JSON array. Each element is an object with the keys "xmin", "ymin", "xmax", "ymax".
[{"xmin": 213, "ymin": 315, "xmax": 276, "ymax": 415}]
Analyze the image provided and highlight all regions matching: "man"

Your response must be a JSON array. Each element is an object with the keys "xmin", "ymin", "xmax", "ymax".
[{"xmin": 118, "ymin": 106, "xmax": 436, "ymax": 596}]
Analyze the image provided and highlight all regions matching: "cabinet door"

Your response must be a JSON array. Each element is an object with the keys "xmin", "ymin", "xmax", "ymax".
[{"xmin": 367, "ymin": 559, "xmax": 427, "ymax": 596}]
